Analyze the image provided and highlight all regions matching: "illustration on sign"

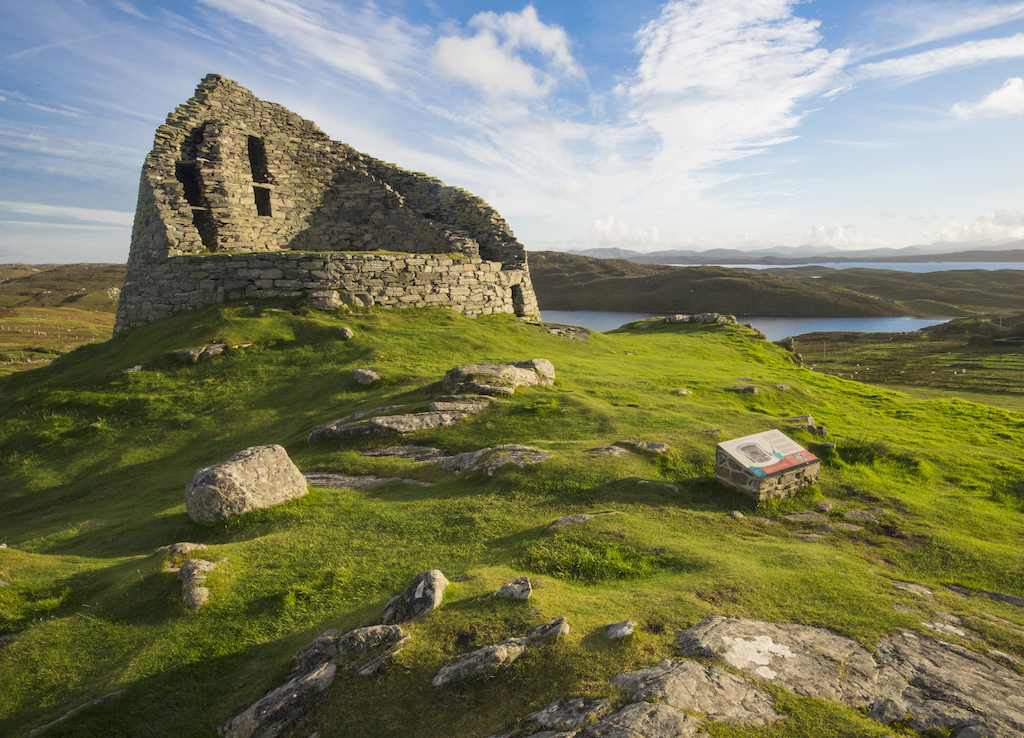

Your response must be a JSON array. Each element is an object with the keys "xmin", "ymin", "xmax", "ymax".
[{"xmin": 718, "ymin": 429, "xmax": 818, "ymax": 478}]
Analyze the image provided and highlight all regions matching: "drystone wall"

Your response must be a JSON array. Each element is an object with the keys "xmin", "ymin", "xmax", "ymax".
[{"xmin": 115, "ymin": 74, "xmax": 538, "ymax": 333}]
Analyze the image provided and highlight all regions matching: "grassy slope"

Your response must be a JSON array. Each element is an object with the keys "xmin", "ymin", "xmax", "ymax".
[
  {"xmin": 1, "ymin": 303, "xmax": 1023, "ymax": 737},
  {"xmin": 792, "ymin": 315, "xmax": 1024, "ymax": 414}
]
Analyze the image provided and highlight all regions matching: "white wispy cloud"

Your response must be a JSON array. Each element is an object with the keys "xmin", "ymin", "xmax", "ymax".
[
  {"xmin": 622, "ymin": 0, "xmax": 850, "ymax": 170},
  {"xmin": 952, "ymin": 76, "xmax": 1024, "ymax": 117},
  {"xmin": 857, "ymin": 33, "xmax": 1024, "ymax": 79},
  {"xmin": 0, "ymin": 201, "xmax": 133, "ymax": 226},
  {"xmin": 922, "ymin": 209, "xmax": 1024, "ymax": 242},
  {"xmin": 433, "ymin": 5, "xmax": 584, "ymax": 98},
  {"xmin": 4, "ymin": 31, "xmax": 117, "ymax": 60},
  {"xmin": 860, "ymin": 1, "xmax": 1024, "ymax": 57},
  {"xmin": 195, "ymin": 0, "xmax": 427, "ymax": 90},
  {"xmin": 590, "ymin": 215, "xmax": 660, "ymax": 247},
  {"xmin": 804, "ymin": 223, "xmax": 888, "ymax": 249}
]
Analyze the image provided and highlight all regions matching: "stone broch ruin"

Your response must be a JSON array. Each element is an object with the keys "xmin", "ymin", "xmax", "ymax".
[{"xmin": 114, "ymin": 74, "xmax": 539, "ymax": 333}]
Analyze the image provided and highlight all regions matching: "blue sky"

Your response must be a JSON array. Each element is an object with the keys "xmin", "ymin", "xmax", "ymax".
[{"xmin": 3, "ymin": 0, "xmax": 1024, "ymax": 262}]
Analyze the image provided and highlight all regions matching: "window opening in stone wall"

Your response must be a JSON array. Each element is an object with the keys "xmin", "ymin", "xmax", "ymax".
[
  {"xmin": 248, "ymin": 136, "xmax": 270, "ymax": 184},
  {"xmin": 174, "ymin": 160, "xmax": 219, "ymax": 251},
  {"xmin": 511, "ymin": 284, "xmax": 526, "ymax": 315},
  {"xmin": 253, "ymin": 187, "xmax": 272, "ymax": 217}
]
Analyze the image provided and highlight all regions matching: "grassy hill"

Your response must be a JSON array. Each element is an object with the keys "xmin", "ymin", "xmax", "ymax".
[
  {"xmin": 756, "ymin": 266, "xmax": 1024, "ymax": 317},
  {"xmin": 530, "ymin": 252, "xmax": 915, "ymax": 317},
  {"xmin": 1, "ymin": 302, "xmax": 1022, "ymax": 737},
  {"xmin": 0, "ymin": 264, "xmax": 124, "ymax": 376}
]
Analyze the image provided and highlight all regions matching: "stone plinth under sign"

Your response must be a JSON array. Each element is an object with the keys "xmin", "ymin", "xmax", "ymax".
[{"xmin": 716, "ymin": 429, "xmax": 819, "ymax": 501}]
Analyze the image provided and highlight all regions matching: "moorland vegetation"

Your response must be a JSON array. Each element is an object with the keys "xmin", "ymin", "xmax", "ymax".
[{"xmin": 1, "ymin": 298, "xmax": 1023, "ymax": 737}]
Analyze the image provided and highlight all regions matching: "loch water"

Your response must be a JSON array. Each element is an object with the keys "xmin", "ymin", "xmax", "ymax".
[{"xmin": 539, "ymin": 311, "xmax": 955, "ymax": 341}]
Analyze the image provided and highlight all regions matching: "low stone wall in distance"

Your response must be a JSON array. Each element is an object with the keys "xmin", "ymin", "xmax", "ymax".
[{"xmin": 114, "ymin": 251, "xmax": 529, "ymax": 332}]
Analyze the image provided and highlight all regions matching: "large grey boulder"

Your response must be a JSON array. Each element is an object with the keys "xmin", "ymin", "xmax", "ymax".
[
  {"xmin": 381, "ymin": 570, "xmax": 449, "ymax": 624},
  {"xmin": 676, "ymin": 616, "xmax": 906, "ymax": 708},
  {"xmin": 442, "ymin": 359, "xmax": 555, "ymax": 396},
  {"xmin": 185, "ymin": 445, "xmax": 307, "ymax": 523},
  {"xmin": 217, "ymin": 661, "xmax": 335, "ymax": 738},
  {"xmin": 611, "ymin": 658, "xmax": 781, "ymax": 726}
]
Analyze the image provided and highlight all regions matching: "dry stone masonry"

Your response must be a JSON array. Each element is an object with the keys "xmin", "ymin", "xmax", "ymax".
[{"xmin": 115, "ymin": 74, "xmax": 539, "ymax": 333}]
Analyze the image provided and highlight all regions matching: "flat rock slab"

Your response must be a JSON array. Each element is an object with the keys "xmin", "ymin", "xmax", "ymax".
[
  {"xmin": 611, "ymin": 658, "xmax": 781, "ymax": 726},
  {"xmin": 789, "ymin": 532, "xmax": 825, "ymax": 542},
  {"xmin": 783, "ymin": 510, "xmax": 829, "ymax": 523},
  {"xmin": 589, "ymin": 446, "xmax": 628, "ymax": 457},
  {"xmin": 360, "ymin": 445, "xmax": 450, "ymax": 462},
  {"xmin": 892, "ymin": 580, "xmax": 933, "ymax": 597},
  {"xmin": 576, "ymin": 702, "xmax": 708, "ymax": 738},
  {"xmin": 844, "ymin": 509, "xmax": 880, "ymax": 523},
  {"xmin": 185, "ymin": 444, "xmax": 307, "ymax": 523},
  {"xmin": 877, "ymin": 628, "xmax": 1024, "ymax": 736},
  {"xmin": 617, "ymin": 441, "xmax": 671, "ymax": 454},
  {"xmin": 550, "ymin": 514, "xmax": 596, "ymax": 529},
  {"xmin": 308, "ymin": 411, "xmax": 469, "ymax": 443},
  {"xmin": 303, "ymin": 473, "xmax": 432, "ymax": 489},
  {"xmin": 440, "ymin": 445, "xmax": 551, "ymax": 476},
  {"xmin": 675, "ymin": 616, "xmax": 906, "ymax": 708}
]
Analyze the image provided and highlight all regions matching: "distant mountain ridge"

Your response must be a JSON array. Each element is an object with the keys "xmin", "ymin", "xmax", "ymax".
[{"xmin": 555, "ymin": 239, "xmax": 1024, "ymax": 265}]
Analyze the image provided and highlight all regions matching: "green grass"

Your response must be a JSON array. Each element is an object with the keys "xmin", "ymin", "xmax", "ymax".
[{"xmin": 1, "ymin": 302, "xmax": 1023, "ymax": 737}]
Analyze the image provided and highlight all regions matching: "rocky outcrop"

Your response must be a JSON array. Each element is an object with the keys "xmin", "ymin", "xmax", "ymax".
[
  {"xmin": 381, "ymin": 570, "xmax": 449, "ymax": 625},
  {"xmin": 303, "ymin": 472, "xmax": 432, "ymax": 489},
  {"xmin": 307, "ymin": 410, "xmax": 472, "ymax": 443},
  {"xmin": 675, "ymin": 616, "xmax": 1024, "ymax": 737},
  {"xmin": 492, "ymin": 576, "xmax": 532, "ymax": 600},
  {"xmin": 432, "ymin": 617, "xmax": 569, "ymax": 687},
  {"xmin": 178, "ymin": 558, "xmax": 218, "ymax": 611},
  {"xmin": 876, "ymin": 629, "xmax": 1024, "ymax": 736},
  {"xmin": 677, "ymin": 617, "xmax": 905, "ymax": 707},
  {"xmin": 217, "ymin": 661, "xmax": 336, "ymax": 738},
  {"xmin": 184, "ymin": 445, "xmax": 307, "ymax": 522},
  {"xmin": 577, "ymin": 702, "xmax": 708, "ymax": 738},
  {"xmin": 612, "ymin": 658, "xmax": 781, "ymax": 726},
  {"xmin": 442, "ymin": 359, "xmax": 555, "ymax": 396},
  {"xmin": 439, "ymin": 445, "xmax": 551, "ymax": 476}
]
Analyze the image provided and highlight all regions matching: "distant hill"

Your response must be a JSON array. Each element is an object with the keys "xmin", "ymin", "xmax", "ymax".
[
  {"xmin": 529, "ymin": 251, "xmax": 912, "ymax": 317},
  {"xmin": 0, "ymin": 263, "xmax": 125, "ymax": 311},
  {"xmin": 558, "ymin": 240, "xmax": 1024, "ymax": 266}
]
